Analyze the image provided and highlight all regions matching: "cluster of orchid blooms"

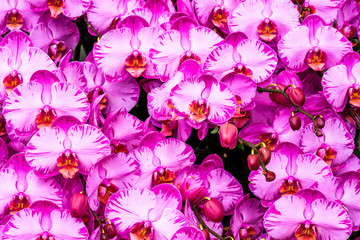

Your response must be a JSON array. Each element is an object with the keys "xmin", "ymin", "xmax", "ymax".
[{"xmin": 1, "ymin": 0, "xmax": 360, "ymax": 239}]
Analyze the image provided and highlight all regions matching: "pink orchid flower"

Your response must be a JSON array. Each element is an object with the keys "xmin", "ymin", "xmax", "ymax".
[
  {"xmin": 229, "ymin": 0, "xmax": 299, "ymax": 42},
  {"xmin": 278, "ymin": 15, "xmax": 352, "ymax": 72},
  {"xmin": 25, "ymin": 116, "xmax": 111, "ymax": 179},
  {"xmin": 2, "ymin": 201, "xmax": 89, "ymax": 240},
  {"xmin": 105, "ymin": 185, "xmax": 188, "ymax": 240}
]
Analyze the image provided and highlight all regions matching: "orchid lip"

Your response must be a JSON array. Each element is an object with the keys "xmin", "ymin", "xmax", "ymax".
[
  {"xmin": 188, "ymin": 98, "xmax": 210, "ymax": 123},
  {"xmin": 125, "ymin": 50, "xmax": 147, "ymax": 78},
  {"xmin": 306, "ymin": 48, "xmax": 327, "ymax": 71},
  {"xmin": 56, "ymin": 150, "xmax": 79, "ymax": 178},
  {"xmin": 3, "ymin": 71, "xmax": 23, "ymax": 95},
  {"xmin": 257, "ymin": 18, "xmax": 278, "ymax": 42},
  {"xmin": 47, "ymin": 0, "xmax": 65, "ymax": 18},
  {"xmin": 211, "ymin": 6, "xmax": 230, "ymax": 29},
  {"xmin": 5, "ymin": 9, "xmax": 24, "ymax": 31}
]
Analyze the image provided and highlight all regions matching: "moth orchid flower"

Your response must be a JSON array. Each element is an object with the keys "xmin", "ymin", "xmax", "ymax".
[
  {"xmin": 0, "ymin": 153, "xmax": 63, "ymax": 217},
  {"xmin": 0, "ymin": 31, "xmax": 56, "ymax": 100},
  {"xmin": 149, "ymin": 16, "xmax": 223, "ymax": 81},
  {"xmin": 204, "ymin": 32, "xmax": 278, "ymax": 83},
  {"xmin": 3, "ymin": 70, "xmax": 90, "ymax": 143},
  {"xmin": 322, "ymin": 52, "xmax": 360, "ymax": 111},
  {"xmin": 2, "ymin": 201, "xmax": 89, "ymax": 240},
  {"xmin": 130, "ymin": 132, "xmax": 195, "ymax": 188},
  {"xmin": 249, "ymin": 143, "xmax": 332, "ymax": 206},
  {"xmin": 25, "ymin": 116, "xmax": 111, "ymax": 179},
  {"xmin": 105, "ymin": 185, "xmax": 188, "ymax": 240},
  {"xmin": 86, "ymin": 152, "xmax": 141, "ymax": 211},
  {"xmin": 30, "ymin": 14, "xmax": 79, "ymax": 63},
  {"xmin": 93, "ymin": 15, "xmax": 163, "ymax": 79},
  {"xmin": 28, "ymin": 0, "xmax": 90, "ymax": 19},
  {"xmin": 298, "ymin": 0, "xmax": 343, "ymax": 24},
  {"xmin": 229, "ymin": 0, "xmax": 299, "ymax": 42},
  {"xmin": 336, "ymin": 0, "xmax": 360, "ymax": 39},
  {"xmin": 264, "ymin": 189, "xmax": 352, "ymax": 240},
  {"xmin": 87, "ymin": 0, "xmax": 144, "ymax": 35},
  {"xmin": 278, "ymin": 15, "xmax": 352, "ymax": 72}
]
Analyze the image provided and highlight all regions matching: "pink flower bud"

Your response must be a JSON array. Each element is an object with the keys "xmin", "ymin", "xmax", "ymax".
[
  {"xmin": 219, "ymin": 123, "xmax": 238, "ymax": 149},
  {"xmin": 259, "ymin": 147, "xmax": 271, "ymax": 165},
  {"xmin": 265, "ymin": 171, "xmax": 276, "ymax": 182},
  {"xmin": 104, "ymin": 223, "xmax": 117, "ymax": 239},
  {"xmin": 289, "ymin": 116, "xmax": 301, "ymax": 131},
  {"xmin": 70, "ymin": 193, "xmax": 88, "ymax": 219},
  {"xmin": 269, "ymin": 84, "xmax": 290, "ymax": 106},
  {"xmin": 203, "ymin": 199, "xmax": 224, "ymax": 222},
  {"xmin": 288, "ymin": 87, "xmax": 305, "ymax": 106},
  {"xmin": 315, "ymin": 117, "xmax": 325, "ymax": 129},
  {"xmin": 201, "ymin": 229, "xmax": 210, "ymax": 240},
  {"xmin": 315, "ymin": 129, "xmax": 323, "ymax": 137},
  {"xmin": 247, "ymin": 154, "xmax": 260, "ymax": 171}
]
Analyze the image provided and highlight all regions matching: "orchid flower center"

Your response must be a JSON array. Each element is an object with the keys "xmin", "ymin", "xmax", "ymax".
[
  {"xmin": 348, "ymin": 86, "xmax": 360, "ymax": 108},
  {"xmin": 180, "ymin": 51, "xmax": 201, "ymax": 66},
  {"xmin": 234, "ymin": 64, "xmax": 253, "ymax": 78},
  {"xmin": 87, "ymin": 88, "xmax": 108, "ymax": 110},
  {"xmin": 125, "ymin": 50, "xmax": 147, "ymax": 78},
  {"xmin": 9, "ymin": 193, "xmax": 30, "ymax": 214},
  {"xmin": 316, "ymin": 146, "xmax": 337, "ymax": 166},
  {"xmin": 49, "ymin": 40, "xmax": 67, "ymax": 62},
  {"xmin": 341, "ymin": 23, "xmax": 357, "ymax": 39},
  {"xmin": 0, "ymin": 115, "xmax": 6, "ymax": 136},
  {"xmin": 211, "ymin": 6, "xmax": 230, "ymax": 28},
  {"xmin": 160, "ymin": 120, "xmax": 178, "ymax": 137},
  {"xmin": 98, "ymin": 180, "xmax": 119, "ymax": 205},
  {"xmin": 306, "ymin": 48, "xmax": 327, "ymax": 71},
  {"xmin": 301, "ymin": 3, "xmax": 316, "ymax": 18},
  {"xmin": 130, "ymin": 221, "xmax": 153, "ymax": 240},
  {"xmin": 279, "ymin": 178, "xmax": 301, "ymax": 195},
  {"xmin": 56, "ymin": 150, "xmax": 79, "ymax": 178},
  {"xmin": 110, "ymin": 140, "xmax": 129, "ymax": 154},
  {"xmin": 239, "ymin": 225, "xmax": 256, "ymax": 240},
  {"xmin": 188, "ymin": 98, "xmax": 210, "ymax": 122},
  {"xmin": 3, "ymin": 71, "xmax": 23, "ymax": 95},
  {"xmin": 259, "ymin": 133, "xmax": 278, "ymax": 150},
  {"xmin": 47, "ymin": 0, "xmax": 65, "ymax": 18},
  {"xmin": 257, "ymin": 18, "xmax": 278, "ymax": 42},
  {"xmin": 35, "ymin": 106, "xmax": 57, "ymax": 129},
  {"xmin": 295, "ymin": 223, "xmax": 317, "ymax": 240},
  {"xmin": 153, "ymin": 167, "xmax": 176, "ymax": 185},
  {"xmin": 5, "ymin": 9, "xmax": 24, "ymax": 31}
]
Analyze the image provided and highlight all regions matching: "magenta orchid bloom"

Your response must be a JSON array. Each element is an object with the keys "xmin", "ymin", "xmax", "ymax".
[
  {"xmin": 300, "ymin": 117, "xmax": 354, "ymax": 167},
  {"xmin": 337, "ymin": 0, "xmax": 360, "ymax": 39},
  {"xmin": 129, "ymin": 133, "xmax": 195, "ymax": 188},
  {"xmin": 322, "ymin": 52, "xmax": 360, "ymax": 111},
  {"xmin": 0, "ymin": 31, "xmax": 56, "ymax": 100},
  {"xmin": 278, "ymin": 15, "xmax": 352, "ymax": 72},
  {"xmin": 229, "ymin": 0, "xmax": 299, "ymax": 42},
  {"xmin": 29, "ymin": 0, "xmax": 90, "ymax": 19},
  {"xmin": 2, "ymin": 201, "xmax": 89, "ymax": 240},
  {"xmin": 301, "ymin": 0, "xmax": 343, "ymax": 24},
  {"xmin": 193, "ymin": 0, "xmax": 242, "ymax": 31},
  {"xmin": 264, "ymin": 189, "xmax": 352, "ymax": 240},
  {"xmin": 203, "ymin": 32, "xmax": 278, "ymax": 83},
  {"xmin": 93, "ymin": 15, "xmax": 163, "ymax": 79},
  {"xmin": 0, "ymin": 0, "xmax": 42, "ymax": 34},
  {"xmin": 169, "ymin": 74, "xmax": 237, "ymax": 128},
  {"xmin": 230, "ymin": 194, "xmax": 266, "ymax": 240},
  {"xmin": 30, "ymin": 13, "xmax": 79, "ymax": 63},
  {"xmin": 249, "ymin": 143, "xmax": 332, "ymax": 205},
  {"xmin": 25, "ymin": 116, "xmax": 111, "ymax": 179},
  {"xmin": 86, "ymin": 152, "xmax": 141, "ymax": 211},
  {"xmin": 3, "ymin": 70, "xmax": 90, "ymax": 142},
  {"xmin": 105, "ymin": 185, "xmax": 188, "ymax": 240},
  {"xmin": 87, "ymin": 0, "xmax": 144, "ymax": 35},
  {"xmin": 0, "ymin": 153, "xmax": 63, "ymax": 217},
  {"xmin": 149, "ymin": 17, "xmax": 223, "ymax": 81}
]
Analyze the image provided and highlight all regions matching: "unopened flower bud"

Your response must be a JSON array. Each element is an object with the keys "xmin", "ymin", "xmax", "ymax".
[
  {"xmin": 315, "ymin": 117, "xmax": 325, "ymax": 129},
  {"xmin": 289, "ymin": 115, "xmax": 301, "ymax": 131},
  {"xmin": 269, "ymin": 84, "xmax": 291, "ymax": 106},
  {"xmin": 70, "ymin": 192, "xmax": 88, "ymax": 219},
  {"xmin": 100, "ymin": 233, "xmax": 109, "ymax": 240},
  {"xmin": 219, "ymin": 123, "xmax": 238, "ymax": 149},
  {"xmin": 201, "ymin": 229, "xmax": 210, "ymax": 240},
  {"xmin": 288, "ymin": 87, "xmax": 305, "ymax": 106},
  {"xmin": 104, "ymin": 223, "xmax": 117, "ymax": 239},
  {"xmin": 315, "ymin": 129, "xmax": 323, "ymax": 137},
  {"xmin": 265, "ymin": 171, "xmax": 276, "ymax": 182},
  {"xmin": 259, "ymin": 147, "xmax": 271, "ymax": 165},
  {"xmin": 247, "ymin": 154, "xmax": 260, "ymax": 171},
  {"xmin": 203, "ymin": 199, "xmax": 224, "ymax": 222}
]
